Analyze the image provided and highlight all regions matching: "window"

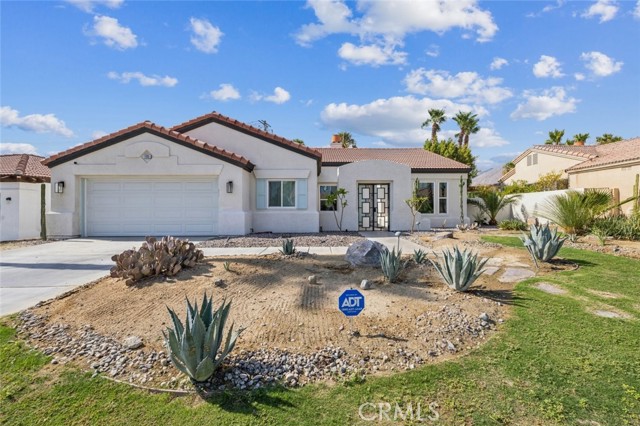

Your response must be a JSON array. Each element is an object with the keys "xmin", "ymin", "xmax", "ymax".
[
  {"xmin": 268, "ymin": 180, "xmax": 296, "ymax": 207},
  {"xmin": 527, "ymin": 153, "xmax": 538, "ymax": 166},
  {"xmin": 416, "ymin": 182, "xmax": 434, "ymax": 214},
  {"xmin": 438, "ymin": 182, "xmax": 448, "ymax": 214},
  {"xmin": 320, "ymin": 185, "xmax": 337, "ymax": 211}
]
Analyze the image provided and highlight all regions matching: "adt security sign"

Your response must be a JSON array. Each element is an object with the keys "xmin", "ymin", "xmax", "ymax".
[{"xmin": 338, "ymin": 289, "xmax": 365, "ymax": 317}]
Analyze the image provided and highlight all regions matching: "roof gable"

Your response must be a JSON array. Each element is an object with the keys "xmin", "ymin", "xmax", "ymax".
[
  {"xmin": 0, "ymin": 154, "xmax": 50, "ymax": 182},
  {"xmin": 43, "ymin": 121, "xmax": 255, "ymax": 171},
  {"xmin": 567, "ymin": 137, "xmax": 640, "ymax": 172}
]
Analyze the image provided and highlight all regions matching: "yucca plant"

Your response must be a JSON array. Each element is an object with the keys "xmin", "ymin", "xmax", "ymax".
[
  {"xmin": 223, "ymin": 261, "xmax": 232, "ymax": 272},
  {"xmin": 521, "ymin": 223, "xmax": 567, "ymax": 267},
  {"xmin": 413, "ymin": 248, "xmax": 427, "ymax": 265},
  {"xmin": 537, "ymin": 189, "xmax": 612, "ymax": 235},
  {"xmin": 163, "ymin": 293, "xmax": 243, "ymax": 385},
  {"xmin": 468, "ymin": 190, "xmax": 520, "ymax": 225},
  {"xmin": 429, "ymin": 246, "xmax": 488, "ymax": 292},
  {"xmin": 380, "ymin": 247, "xmax": 405, "ymax": 283},
  {"xmin": 280, "ymin": 238, "xmax": 296, "ymax": 255}
]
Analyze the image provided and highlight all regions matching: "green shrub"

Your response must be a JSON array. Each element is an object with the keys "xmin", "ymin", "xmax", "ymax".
[
  {"xmin": 413, "ymin": 249, "xmax": 427, "ymax": 264},
  {"xmin": 110, "ymin": 236, "xmax": 204, "ymax": 286},
  {"xmin": 521, "ymin": 223, "xmax": 567, "ymax": 267},
  {"xmin": 537, "ymin": 189, "xmax": 612, "ymax": 235},
  {"xmin": 591, "ymin": 215, "xmax": 640, "ymax": 241},
  {"xmin": 280, "ymin": 238, "xmax": 296, "ymax": 255},
  {"xmin": 498, "ymin": 219, "xmax": 528, "ymax": 231},
  {"xmin": 163, "ymin": 293, "xmax": 243, "ymax": 385},
  {"xmin": 381, "ymin": 248, "xmax": 405, "ymax": 283},
  {"xmin": 429, "ymin": 246, "xmax": 488, "ymax": 292}
]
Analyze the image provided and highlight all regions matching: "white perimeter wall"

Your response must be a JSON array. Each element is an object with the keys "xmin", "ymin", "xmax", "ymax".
[{"xmin": 0, "ymin": 182, "xmax": 50, "ymax": 241}]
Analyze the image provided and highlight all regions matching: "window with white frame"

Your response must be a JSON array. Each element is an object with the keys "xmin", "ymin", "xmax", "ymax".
[
  {"xmin": 268, "ymin": 180, "xmax": 296, "ymax": 207},
  {"xmin": 416, "ymin": 181, "xmax": 434, "ymax": 213},
  {"xmin": 319, "ymin": 185, "xmax": 337, "ymax": 211},
  {"xmin": 438, "ymin": 182, "xmax": 448, "ymax": 214}
]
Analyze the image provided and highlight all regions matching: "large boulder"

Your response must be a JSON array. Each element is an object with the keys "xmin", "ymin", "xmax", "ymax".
[{"xmin": 345, "ymin": 240, "xmax": 388, "ymax": 267}]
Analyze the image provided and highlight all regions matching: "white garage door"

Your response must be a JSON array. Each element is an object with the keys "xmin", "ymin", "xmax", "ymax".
[{"xmin": 85, "ymin": 177, "xmax": 218, "ymax": 237}]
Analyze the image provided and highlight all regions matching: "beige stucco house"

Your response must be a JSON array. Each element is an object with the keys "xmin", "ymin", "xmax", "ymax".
[
  {"xmin": 43, "ymin": 112, "xmax": 470, "ymax": 238},
  {"xmin": 1, "ymin": 154, "xmax": 51, "ymax": 241}
]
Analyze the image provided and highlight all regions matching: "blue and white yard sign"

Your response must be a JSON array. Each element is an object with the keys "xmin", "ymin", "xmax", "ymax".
[{"xmin": 338, "ymin": 289, "xmax": 365, "ymax": 317}]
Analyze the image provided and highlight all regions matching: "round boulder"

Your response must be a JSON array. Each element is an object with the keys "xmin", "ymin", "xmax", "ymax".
[{"xmin": 345, "ymin": 240, "xmax": 388, "ymax": 267}]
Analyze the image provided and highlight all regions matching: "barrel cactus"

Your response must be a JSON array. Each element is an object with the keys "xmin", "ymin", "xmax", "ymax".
[
  {"xmin": 163, "ymin": 293, "xmax": 243, "ymax": 384},
  {"xmin": 429, "ymin": 246, "xmax": 488, "ymax": 292},
  {"xmin": 521, "ymin": 223, "xmax": 566, "ymax": 267}
]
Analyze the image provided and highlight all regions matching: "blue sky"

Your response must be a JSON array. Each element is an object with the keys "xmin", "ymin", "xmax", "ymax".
[{"xmin": 2, "ymin": 0, "xmax": 639, "ymax": 171}]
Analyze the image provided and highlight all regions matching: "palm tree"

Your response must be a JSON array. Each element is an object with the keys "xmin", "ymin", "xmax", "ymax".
[
  {"xmin": 468, "ymin": 190, "xmax": 520, "ymax": 225},
  {"xmin": 545, "ymin": 129, "xmax": 564, "ymax": 145},
  {"xmin": 596, "ymin": 133, "xmax": 623, "ymax": 145},
  {"xmin": 337, "ymin": 132, "xmax": 356, "ymax": 148},
  {"xmin": 452, "ymin": 111, "xmax": 479, "ymax": 146},
  {"xmin": 463, "ymin": 116, "xmax": 479, "ymax": 146},
  {"xmin": 572, "ymin": 133, "xmax": 590, "ymax": 145},
  {"xmin": 421, "ymin": 108, "xmax": 447, "ymax": 142}
]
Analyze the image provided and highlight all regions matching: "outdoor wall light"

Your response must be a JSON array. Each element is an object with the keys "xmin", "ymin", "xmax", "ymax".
[
  {"xmin": 226, "ymin": 181, "xmax": 234, "ymax": 193},
  {"xmin": 5, "ymin": 197, "xmax": 12, "ymax": 202},
  {"xmin": 54, "ymin": 181, "xmax": 65, "ymax": 193}
]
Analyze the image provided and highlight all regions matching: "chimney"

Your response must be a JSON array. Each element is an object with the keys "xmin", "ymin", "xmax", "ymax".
[{"xmin": 330, "ymin": 134, "xmax": 342, "ymax": 148}]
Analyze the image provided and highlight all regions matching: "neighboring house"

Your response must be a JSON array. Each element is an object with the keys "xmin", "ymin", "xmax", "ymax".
[
  {"xmin": 500, "ymin": 145, "xmax": 598, "ymax": 185},
  {"xmin": 472, "ymin": 167, "xmax": 503, "ymax": 188},
  {"xmin": 43, "ymin": 112, "xmax": 470, "ymax": 238},
  {"xmin": 0, "ymin": 154, "xmax": 51, "ymax": 241},
  {"xmin": 567, "ymin": 137, "xmax": 640, "ymax": 215}
]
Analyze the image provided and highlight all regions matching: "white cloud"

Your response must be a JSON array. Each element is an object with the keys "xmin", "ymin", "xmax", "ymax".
[
  {"xmin": 580, "ymin": 51, "xmax": 623, "ymax": 77},
  {"xmin": 189, "ymin": 17, "xmax": 223, "ymax": 54},
  {"xmin": 533, "ymin": 55, "xmax": 564, "ymax": 78},
  {"xmin": 295, "ymin": 0, "xmax": 498, "ymax": 66},
  {"xmin": 635, "ymin": 0, "xmax": 640, "ymax": 18},
  {"xmin": 425, "ymin": 44, "xmax": 439, "ymax": 57},
  {"xmin": 582, "ymin": 0, "xmax": 619, "ymax": 22},
  {"xmin": 574, "ymin": 73, "xmax": 586, "ymax": 81},
  {"xmin": 91, "ymin": 130, "xmax": 108, "ymax": 139},
  {"xmin": 107, "ymin": 71, "xmax": 178, "ymax": 87},
  {"xmin": 252, "ymin": 87, "xmax": 291, "ymax": 104},
  {"xmin": 0, "ymin": 143, "xmax": 39, "ymax": 155},
  {"xmin": 403, "ymin": 69, "xmax": 513, "ymax": 105},
  {"xmin": 320, "ymin": 95, "xmax": 490, "ymax": 146},
  {"xmin": 490, "ymin": 57, "xmax": 508, "ymax": 70},
  {"xmin": 1, "ymin": 106, "xmax": 74, "ymax": 137},
  {"xmin": 206, "ymin": 83, "xmax": 241, "ymax": 101},
  {"xmin": 66, "ymin": 0, "xmax": 123, "ymax": 13},
  {"xmin": 510, "ymin": 87, "xmax": 578, "ymax": 121},
  {"xmin": 338, "ymin": 42, "xmax": 407, "ymax": 66},
  {"xmin": 526, "ymin": 0, "xmax": 565, "ymax": 17},
  {"xmin": 85, "ymin": 15, "xmax": 138, "ymax": 50}
]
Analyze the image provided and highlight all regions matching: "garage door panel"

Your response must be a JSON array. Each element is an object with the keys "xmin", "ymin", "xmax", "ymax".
[{"xmin": 86, "ymin": 177, "xmax": 218, "ymax": 237}]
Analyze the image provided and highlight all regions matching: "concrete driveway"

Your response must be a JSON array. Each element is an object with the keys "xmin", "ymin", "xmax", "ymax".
[{"xmin": 0, "ymin": 238, "xmax": 171, "ymax": 316}]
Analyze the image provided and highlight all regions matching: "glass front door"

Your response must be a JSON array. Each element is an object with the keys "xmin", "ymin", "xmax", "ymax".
[{"xmin": 358, "ymin": 184, "xmax": 390, "ymax": 231}]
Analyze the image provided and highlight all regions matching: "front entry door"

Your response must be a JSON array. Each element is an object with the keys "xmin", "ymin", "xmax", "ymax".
[{"xmin": 358, "ymin": 184, "xmax": 390, "ymax": 231}]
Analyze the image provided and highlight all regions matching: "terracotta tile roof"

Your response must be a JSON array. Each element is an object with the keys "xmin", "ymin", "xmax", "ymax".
[
  {"xmin": 0, "ymin": 154, "xmax": 50, "ymax": 181},
  {"xmin": 567, "ymin": 137, "xmax": 640, "ymax": 172},
  {"xmin": 510, "ymin": 144, "xmax": 599, "ymax": 166},
  {"xmin": 171, "ymin": 111, "xmax": 323, "ymax": 162},
  {"xmin": 316, "ymin": 148, "xmax": 471, "ymax": 172},
  {"xmin": 498, "ymin": 167, "xmax": 515, "ymax": 183},
  {"xmin": 473, "ymin": 167, "xmax": 503, "ymax": 186},
  {"xmin": 43, "ymin": 121, "xmax": 255, "ymax": 171}
]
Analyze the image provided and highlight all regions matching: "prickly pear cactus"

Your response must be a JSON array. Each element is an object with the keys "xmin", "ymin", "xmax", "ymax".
[{"xmin": 110, "ymin": 236, "xmax": 204, "ymax": 285}]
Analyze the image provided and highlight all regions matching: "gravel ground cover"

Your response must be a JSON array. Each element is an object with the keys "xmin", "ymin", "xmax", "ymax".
[{"xmin": 198, "ymin": 232, "xmax": 363, "ymax": 248}]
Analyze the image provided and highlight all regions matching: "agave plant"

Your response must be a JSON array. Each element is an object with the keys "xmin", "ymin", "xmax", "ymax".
[
  {"xmin": 413, "ymin": 248, "xmax": 427, "ymax": 265},
  {"xmin": 429, "ymin": 246, "xmax": 488, "ymax": 292},
  {"xmin": 380, "ymin": 247, "xmax": 405, "ymax": 283},
  {"xmin": 280, "ymin": 238, "xmax": 296, "ymax": 256},
  {"xmin": 520, "ymin": 223, "xmax": 567, "ymax": 267},
  {"xmin": 163, "ymin": 293, "xmax": 243, "ymax": 384}
]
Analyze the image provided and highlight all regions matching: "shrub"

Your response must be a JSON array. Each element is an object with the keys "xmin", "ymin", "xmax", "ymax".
[
  {"xmin": 591, "ymin": 214, "xmax": 640, "ymax": 241},
  {"xmin": 110, "ymin": 236, "xmax": 204, "ymax": 286},
  {"xmin": 521, "ymin": 223, "xmax": 567, "ymax": 267},
  {"xmin": 429, "ymin": 246, "xmax": 488, "ymax": 292},
  {"xmin": 280, "ymin": 238, "xmax": 296, "ymax": 255},
  {"xmin": 164, "ymin": 293, "xmax": 243, "ymax": 385},
  {"xmin": 380, "ymin": 247, "xmax": 405, "ymax": 283},
  {"xmin": 537, "ymin": 189, "xmax": 612, "ymax": 235},
  {"xmin": 468, "ymin": 190, "xmax": 520, "ymax": 225},
  {"xmin": 498, "ymin": 219, "xmax": 528, "ymax": 231},
  {"xmin": 412, "ymin": 249, "xmax": 427, "ymax": 265}
]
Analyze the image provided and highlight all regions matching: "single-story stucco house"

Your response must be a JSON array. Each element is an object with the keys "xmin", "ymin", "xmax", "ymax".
[
  {"xmin": 1, "ymin": 154, "xmax": 51, "ymax": 241},
  {"xmin": 42, "ymin": 112, "xmax": 471, "ymax": 238}
]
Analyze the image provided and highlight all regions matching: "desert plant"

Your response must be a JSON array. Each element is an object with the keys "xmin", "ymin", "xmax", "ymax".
[
  {"xmin": 406, "ymin": 179, "xmax": 428, "ymax": 233},
  {"xmin": 521, "ymin": 223, "xmax": 567, "ymax": 267},
  {"xmin": 163, "ymin": 293, "xmax": 243, "ymax": 385},
  {"xmin": 280, "ymin": 238, "xmax": 296, "ymax": 255},
  {"xmin": 591, "ymin": 214, "xmax": 640, "ymax": 241},
  {"xmin": 223, "ymin": 261, "xmax": 232, "ymax": 272},
  {"xmin": 413, "ymin": 249, "xmax": 427, "ymax": 265},
  {"xmin": 380, "ymin": 247, "xmax": 405, "ymax": 283},
  {"xmin": 498, "ymin": 219, "xmax": 528, "ymax": 231},
  {"xmin": 326, "ymin": 187, "xmax": 348, "ymax": 231},
  {"xmin": 110, "ymin": 236, "xmax": 204, "ymax": 285},
  {"xmin": 429, "ymin": 246, "xmax": 488, "ymax": 292},
  {"xmin": 468, "ymin": 190, "xmax": 520, "ymax": 225},
  {"xmin": 537, "ymin": 190, "xmax": 613, "ymax": 235},
  {"xmin": 591, "ymin": 228, "xmax": 608, "ymax": 246}
]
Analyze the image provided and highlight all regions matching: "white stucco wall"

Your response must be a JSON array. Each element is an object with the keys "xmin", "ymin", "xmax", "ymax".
[
  {"xmin": 318, "ymin": 162, "xmax": 467, "ymax": 231},
  {"xmin": 0, "ymin": 182, "xmax": 50, "ymax": 241},
  {"xmin": 505, "ymin": 151, "xmax": 584, "ymax": 184},
  {"xmin": 47, "ymin": 132, "xmax": 251, "ymax": 237}
]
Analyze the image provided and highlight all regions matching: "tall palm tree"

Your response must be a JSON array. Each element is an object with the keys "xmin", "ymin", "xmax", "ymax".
[
  {"xmin": 572, "ymin": 133, "xmax": 590, "ymax": 144},
  {"xmin": 595, "ymin": 133, "xmax": 623, "ymax": 145},
  {"xmin": 421, "ymin": 108, "xmax": 447, "ymax": 142},
  {"xmin": 468, "ymin": 190, "xmax": 520, "ymax": 225},
  {"xmin": 337, "ymin": 132, "xmax": 356, "ymax": 148},
  {"xmin": 452, "ymin": 111, "xmax": 479, "ymax": 146},
  {"xmin": 463, "ymin": 116, "xmax": 480, "ymax": 146},
  {"xmin": 545, "ymin": 129, "xmax": 565, "ymax": 145}
]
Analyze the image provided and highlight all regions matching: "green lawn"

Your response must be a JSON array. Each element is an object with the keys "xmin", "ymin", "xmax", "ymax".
[{"xmin": 1, "ymin": 237, "xmax": 639, "ymax": 425}]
